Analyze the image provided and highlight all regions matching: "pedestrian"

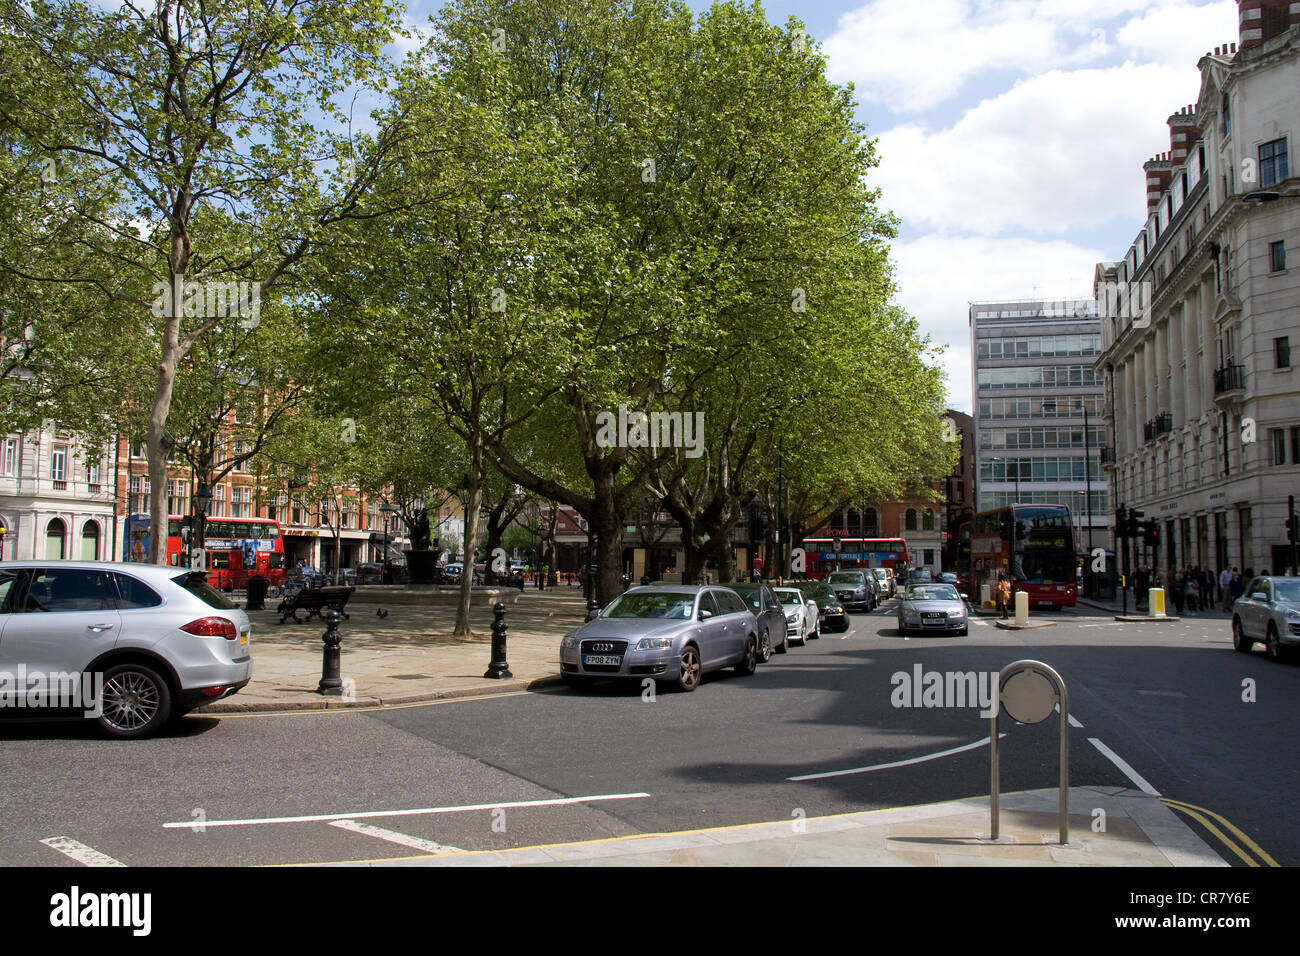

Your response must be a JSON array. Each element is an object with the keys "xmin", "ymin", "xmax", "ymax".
[
  {"xmin": 1166, "ymin": 567, "xmax": 1184, "ymax": 615},
  {"xmin": 1219, "ymin": 565, "xmax": 1233, "ymax": 610},
  {"xmin": 1135, "ymin": 566, "xmax": 1149, "ymax": 610},
  {"xmin": 1183, "ymin": 570, "xmax": 1198, "ymax": 614},
  {"xmin": 996, "ymin": 573, "xmax": 1012, "ymax": 620},
  {"xmin": 1230, "ymin": 570, "xmax": 1244, "ymax": 606},
  {"xmin": 1201, "ymin": 566, "xmax": 1214, "ymax": 610}
]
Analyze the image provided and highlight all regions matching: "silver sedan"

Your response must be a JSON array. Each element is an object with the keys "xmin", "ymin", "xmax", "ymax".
[
  {"xmin": 774, "ymin": 587, "xmax": 819, "ymax": 644},
  {"xmin": 897, "ymin": 583, "xmax": 968, "ymax": 636}
]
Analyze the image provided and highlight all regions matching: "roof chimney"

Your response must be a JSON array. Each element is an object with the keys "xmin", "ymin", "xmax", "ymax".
[
  {"xmin": 1168, "ymin": 106, "xmax": 1202, "ymax": 164},
  {"xmin": 1239, "ymin": 0, "xmax": 1289, "ymax": 50},
  {"xmin": 1144, "ymin": 154, "xmax": 1174, "ymax": 214}
]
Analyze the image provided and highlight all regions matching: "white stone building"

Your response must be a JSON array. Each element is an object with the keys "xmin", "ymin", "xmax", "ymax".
[{"xmin": 1095, "ymin": 1, "xmax": 1300, "ymax": 576}]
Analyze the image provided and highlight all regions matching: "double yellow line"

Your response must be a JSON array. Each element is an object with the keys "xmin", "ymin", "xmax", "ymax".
[{"xmin": 1160, "ymin": 797, "xmax": 1278, "ymax": 867}]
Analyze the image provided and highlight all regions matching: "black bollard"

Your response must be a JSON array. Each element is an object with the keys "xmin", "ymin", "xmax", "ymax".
[
  {"xmin": 586, "ymin": 597, "xmax": 600, "ymax": 622},
  {"xmin": 317, "ymin": 608, "xmax": 343, "ymax": 695},
  {"xmin": 484, "ymin": 602, "xmax": 513, "ymax": 679}
]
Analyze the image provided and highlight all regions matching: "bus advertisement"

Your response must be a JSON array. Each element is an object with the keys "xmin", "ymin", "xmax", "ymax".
[
  {"xmin": 800, "ymin": 537, "xmax": 911, "ymax": 580},
  {"xmin": 123, "ymin": 514, "xmax": 286, "ymax": 590},
  {"xmin": 967, "ymin": 504, "xmax": 1077, "ymax": 608}
]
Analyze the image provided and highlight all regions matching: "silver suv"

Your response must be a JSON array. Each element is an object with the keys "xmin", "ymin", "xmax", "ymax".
[
  {"xmin": 1232, "ymin": 575, "xmax": 1300, "ymax": 662},
  {"xmin": 0, "ymin": 562, "xmax": 252, "ymax": 738}
]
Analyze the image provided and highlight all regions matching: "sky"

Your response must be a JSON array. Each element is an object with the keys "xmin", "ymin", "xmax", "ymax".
[{"xmin": 394, "ymin": 0, "xmax": 1242, "ymax": 413}]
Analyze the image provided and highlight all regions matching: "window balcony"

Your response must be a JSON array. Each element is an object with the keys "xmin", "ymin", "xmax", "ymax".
[
  {"xmin": 1143, "ymin": 413, "xmax": 1172, "ymax": 442},
  {"xmin": 1213, "ymin": 363, "xmax": 1246, "ymax": 397}
]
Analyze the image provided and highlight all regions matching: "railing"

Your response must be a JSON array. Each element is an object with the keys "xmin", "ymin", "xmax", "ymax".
[
  {"xmin": 1143, "ymin": 413, "xmax": 1172, "ymax": 441},
  {"xmin": 1213, "ymin": 364, "xmax": 1246, "ymax": 395},
  {"xmin": 1099, "ymin": 446, "xmax": 1115, "ymax": 465}
]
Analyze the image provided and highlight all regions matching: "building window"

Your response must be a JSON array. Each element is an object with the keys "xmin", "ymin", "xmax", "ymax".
[
  {"xmin": 922, "ymin": 509, "xmax": 935, "ymax": 531},
  {"xmin": 904, "ymin": 508, "xmax": 918, "ymax": 531},
  {"xmin": 863, "ymin": 507, "xmax": 879, "ymax": 537},
  {"xmin": 1276, "ymin": 336, "xmax": 1291, "ymax": 368},
  {"xmin": 130, "ymin": 442, "xmax": 145, "ymax": 459},
  {"xmin": 2, "ymin": 438, "xmax": 17, "ymax": 476},
  {"xmin": 231, "ymin": 486, "xmax": 251, "ymax": 518},
  {"xmin": 1271, "ymin": 241, "xmax": 1286, "ymax": 273},
  {"xmin": 1273, "ymin": 429, "xmax": 1288, "ymax": 466},
  {"xmin": 45, "ymin": 517, "xmax": 66, "ymax": 560},
  {"xmin": 1260, "ymin": 138, "xmax": 1289, "ymax": 188},
  {"xmin": 129, "ymin": 476, "xmax": 150, "ymax": 514},
  {"xmin": 86, "ymin": 460, "xmax": 101, "ymax": 487},
  {"xmin": 214, "ymin": 484, "xmax": 226, "ymax": 517},
  {"xmin": 1292, "ymin": 426, "xmax": 1300, "ymax": 464},
  {"xmin": 167, "ymin": 480, "xmax": 188, "ymax": 516},
  {"xmin": 50, "ymin": 444, "xmax": 67, "ymax": 484}
]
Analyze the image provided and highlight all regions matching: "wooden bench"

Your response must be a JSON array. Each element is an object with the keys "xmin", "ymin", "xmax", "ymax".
[{"xmin": 277, "ymin": 585, "xmax": 355, "ymax": 624}]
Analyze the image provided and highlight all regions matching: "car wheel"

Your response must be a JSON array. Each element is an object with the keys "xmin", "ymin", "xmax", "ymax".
[
  {"xmin": 675, "ymin": 645, "xmax": 702, "ymax": 692},
  {"xmin": 1232, "ymin": 618, "xmax": 1253, "ymax": 653},
  {"xmin": 810, "ymin": 624, "xmax": 820, "ymax": 640},
  {"xmin": 735, "ymin": 636, "xmax": 758, "ymax": 676},
  {"xmin": 897, "ymin": 621, "xmax": 908, "ymax": 636},
  {"xmin": 757, "ymin": 629, "xmax": 773, "ymax": 663},
  {"xmin": 959, "ymin": 627, "xmax": 968, "ymax": 636},
  {"xmin": 775, "ymin": 629, "xmax": 788, "ymax": 654},
  {"xmin": 97, "ymin": 663, "xmax": 173, "ymax": 740},
  {"xmin": 1265, "ymin": 623, "xmax": 1290, "ymax": 662}
]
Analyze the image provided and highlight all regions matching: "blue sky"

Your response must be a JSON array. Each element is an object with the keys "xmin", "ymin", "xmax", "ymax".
[{"xmin": 400, "ymin": 0, "xmax": 1242, "ymax": 411}]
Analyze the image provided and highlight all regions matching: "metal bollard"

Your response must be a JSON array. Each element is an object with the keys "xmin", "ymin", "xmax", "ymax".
[
  {"xmin": 317, "ymin": 608, "xmax": 343, "ymax": 695},
  {"xmin": 484, "ymin": 602, "xmax": 513, "ymax": 679},
  {"xmin": 586, "ymin": 598, "xmax": 600, "ymax": 622}
]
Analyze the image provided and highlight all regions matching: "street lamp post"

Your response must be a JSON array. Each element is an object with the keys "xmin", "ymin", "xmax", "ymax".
[
  {"xmin": 379, "ymin": 503, "xmax": 397, "ymax": 584},
  {"xmin": 192, "ymin": 484, "xmax": 213, "ymax": 574}
]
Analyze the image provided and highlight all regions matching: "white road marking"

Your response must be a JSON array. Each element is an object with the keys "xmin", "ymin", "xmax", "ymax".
[
  {"xmin": 1067, "ymin": 713, "xmax": 1084, "ymax": 728},
  {"xmin": 40, "ymin": 836, "xmax": 126, "ymax": 867},
  {"xmin": 161, "ymin": 792, "xmax": 651, "ymax": 829},
  {"xmin": 788, "ymin": 735, "xmax": 1007, "ymax": 781},
  {"xmin": 329, "ymin": 820, "xmax": 464, "ymax": 854},
  {"xmin": 1088, "ymin": 737, "xmax": 1160, "ymax": 796}
]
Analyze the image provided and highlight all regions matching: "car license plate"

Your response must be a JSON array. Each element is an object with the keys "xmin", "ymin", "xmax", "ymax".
[
  {"xmin": 583, "ymin": 655, "xmax": 620, "ymax": 666},
  {"xmin": 240, "ymin": 629, "xmax": 249, "ymax": 645}
]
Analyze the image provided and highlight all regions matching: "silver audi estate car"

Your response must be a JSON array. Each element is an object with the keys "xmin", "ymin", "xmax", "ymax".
[
  {"xmin": 897, "ymin": 583, "xmax": 968, "ymax": 636},
  {"xmin": 560, "ymin": 585, "xmax": 759, "ymax": 692},
  {"xmin": 0, "ymin": 562, "xmax": 252, "ymax": 738},
  {"xmin": 1232, "ymin": 575, "xmax": 1300, "ymax": 661}
]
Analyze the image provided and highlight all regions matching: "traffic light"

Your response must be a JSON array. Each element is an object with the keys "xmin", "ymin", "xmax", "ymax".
[
  {"xmin": 1116, "ymin": 505, "xmax": 1127, "ymax": 538},
  {"xmin": 1127, "ymin": 509, "xmax": 1145, "ymax": 539},
  {"xmin": 1142, "ymin": 520, "xmax": 1159, "ymax": 548}
]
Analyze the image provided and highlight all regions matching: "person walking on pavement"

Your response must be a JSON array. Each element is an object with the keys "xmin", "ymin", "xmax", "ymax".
[
  {"xmin": 1230, "ymin": 569, "xmax": 1244, "ymax": 607},
  {"xmin": 996, "ymin": 573, "xmax": 1012, "ymax": 620},
  {"xmin": 1135, "ymin": 565, "xmax": 1149, "ymax": 610},
  {"xmin": 1220, "ymin": 566, "xmax": 1233, "ymax": 610},
  {"xmin": 1166, "ymin": 566, "xmax": 1184, "ymax": 615}
]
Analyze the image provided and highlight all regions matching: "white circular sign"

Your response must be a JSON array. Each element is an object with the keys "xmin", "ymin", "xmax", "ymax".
[{"xmin": 1001, "ymin": 668, "xmax": 1058, "ymax": 724}]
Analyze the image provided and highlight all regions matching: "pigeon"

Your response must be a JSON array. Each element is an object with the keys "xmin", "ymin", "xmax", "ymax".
[{"xmin": 376, "ymin": 609, "xmax": 389, "ymax": 619}]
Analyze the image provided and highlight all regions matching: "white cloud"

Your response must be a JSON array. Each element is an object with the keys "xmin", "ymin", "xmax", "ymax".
[
  {"xmin": 872, "ymin": 63, "xmax": 1202, "ymax": 236},
  {"xmin": 891, "ymin": 234, "xmax": 1108, "ymax": 410},
  {"xmin": 822, "ymin": 0, "xmax": 1232, "ymax": 114},
  {"xmin": 392, "ymin": 15, "xmax": 433, "ymax": 57},
  {"xmin": 1116, "ymin": 0, "xmax": 1239, "ymax": 67}
]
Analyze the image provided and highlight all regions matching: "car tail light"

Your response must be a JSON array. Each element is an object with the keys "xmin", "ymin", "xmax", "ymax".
[{"xmin": 181, "ymin": 617, "xmax": 239, "ymax": 640}]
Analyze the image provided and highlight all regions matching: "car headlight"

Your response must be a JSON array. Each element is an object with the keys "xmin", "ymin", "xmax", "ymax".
[
  {"xmin": 785, "ymin": 611, "xmax": 799, "ymax": 622},
  {"xmin": 561, "ymin": 634, "xmax": 578, "ymax": 648},
  {"xmin": 1285, "ymin": 608, "xmax": 1300, "ymax": 621},
  {"xmin": 636, "ymin": 637, "xmax": 674, "ymax": 650},
  {"xmin": 948, "ymin": 608, "xmax": 965, "ymax": 618}
]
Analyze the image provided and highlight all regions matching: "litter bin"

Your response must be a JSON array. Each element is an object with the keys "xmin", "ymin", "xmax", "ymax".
[{"xmin": 246, "ymin": 573, "xmax": 269, "ymax": 611}]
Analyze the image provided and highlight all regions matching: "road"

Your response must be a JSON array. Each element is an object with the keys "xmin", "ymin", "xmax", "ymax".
[{"xmin": 1, "ymin": 599, "xmax": 1292, "ymax": 867}]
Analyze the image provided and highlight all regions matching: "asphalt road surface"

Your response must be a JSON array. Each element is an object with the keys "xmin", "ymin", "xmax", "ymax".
[{"xmin": 2, "ymin": 600, "xmax": 1293, "ymax": 867}]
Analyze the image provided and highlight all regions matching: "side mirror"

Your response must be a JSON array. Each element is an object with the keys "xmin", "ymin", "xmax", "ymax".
[
  {"xmin": 1250, "ymin": 592, "xmax": 1268, "ymax": 602},
  {"xmin": 698, "ymin": 609, "xmax": 714, "ymax": 620}
]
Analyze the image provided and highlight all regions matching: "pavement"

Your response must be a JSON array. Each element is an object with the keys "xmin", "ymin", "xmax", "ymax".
[
  {"xmin": 201, "ymin": 588, "xmax": 1234, "ymax": 868},
  {"xmin": 316, "ymin": 786, "xmax": 1226, "ymax": 867}
]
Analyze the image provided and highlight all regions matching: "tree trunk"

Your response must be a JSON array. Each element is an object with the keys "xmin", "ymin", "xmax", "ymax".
[
  {"xmin": 148, "ymin": 271, "xmax": 184, "ymax": 565},
  {"xmin": 454, "ymin": 434, "xmax": 484, "ymax": 636}
]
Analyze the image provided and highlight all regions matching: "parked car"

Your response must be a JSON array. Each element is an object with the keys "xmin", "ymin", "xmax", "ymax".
[
  {"xmin": 1232, "ymin": 575, "xmax": 1300, "ymax": 661},
  {"xmin": 825, "ymin": 569, "xmax": 875, "ymax": 611},
  {"xmin": 938, "ymin": 571, "xmax": 959, "ymax": 585},
  {"xmin": 897, "ymin": 583, "xmax": 968, "ymax": 636},
  {"xmin": 0, "ymin": 562, "xmax": 252, "ymax": 738},
  {"xmin": 773, "ymin": 586, "xmax": 819, "ymax": 644},
  {"xmin": 871, "ymin": 567, "xmax": 894, "ymax": 599},
  {"xmin": 907, "ymin": 568, "xmax": 933, "ymax": 586},
  {"xmin": 559, "ymin": 585, "xmax": 759, "ymax": 692},
  {"xmin": 358, "ymin": 563, "xmax": 384, "ymax": 585},
  {"xmin": 792, "ymin": 579, "xmax": 849, "ymax": 632},
  {"xmin": 725, "ymin": 582, "xmax": 788, "ymax": 661}
]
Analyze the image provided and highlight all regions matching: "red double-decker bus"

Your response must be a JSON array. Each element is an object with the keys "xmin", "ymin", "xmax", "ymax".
[
  {"xmin": 123, "ymin": 514, "xmax": 286, "ymax": 590},
  {"xmin": 968, "ymin": 504, "xmax": 1077, "ymax": 608},
  {"xmin": 800, "ymin": 536, "xmax": 910, "ymax": 579}
]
